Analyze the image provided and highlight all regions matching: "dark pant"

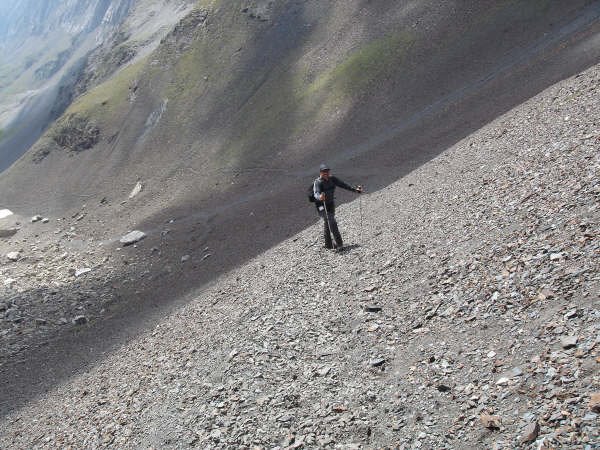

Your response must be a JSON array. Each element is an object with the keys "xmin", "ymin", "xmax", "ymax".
[{"xmin": 319, "ymin": 204, "xmax": 342, "ymax": 248}]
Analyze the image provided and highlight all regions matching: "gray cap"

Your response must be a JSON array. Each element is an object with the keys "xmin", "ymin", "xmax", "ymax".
[{"xmin": 319, "ymin": 163, "xmax": 330, "ymax": 171}]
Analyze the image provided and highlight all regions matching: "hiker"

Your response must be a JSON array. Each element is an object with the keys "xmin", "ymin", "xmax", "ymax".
[{"xmin": 312, "ymin": 163, "xmax": 362, "ymax": 249}]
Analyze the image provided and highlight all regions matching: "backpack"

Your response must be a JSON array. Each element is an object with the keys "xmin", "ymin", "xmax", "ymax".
[{"xmin": 307, "ymin": 183, "xmax": 316, "ymax": 203}]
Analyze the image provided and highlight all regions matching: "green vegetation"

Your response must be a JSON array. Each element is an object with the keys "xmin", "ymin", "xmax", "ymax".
[
  {"xmin": 196, "ymin": 0, "xmax": 221, "ymax": 8},
  {"xmin": 307, "ymin": 31, "xmax": 416, "ymax": 99},
  {"xmin": 67, "ymin": 57, "xmax": 148, "ymax": 124},
  {"xmin": 219, "ymin": 30, "xmax": 417, "ymax": 165}
]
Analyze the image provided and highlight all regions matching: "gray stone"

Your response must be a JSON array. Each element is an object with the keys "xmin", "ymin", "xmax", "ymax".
[
  {"xmin": 6, "ymin": 251, "xmax": 20, "ymax": 261},
  {"xmin": 369, "ymin": 358, "xmax": 386, "ymax": 367},
  {"xmin": 120, "ymin": 230, "xmax": 147, "ymax": 246},
  {"xmin": 564, "ymin": 309, "xmax": 578, "ymax": 320},
  {"xmin": 128, "ymin": 181, "xmax": 143, "ymax": 199},
  {"xmin": 561, "ymin": 335, "xmax": 578, "ymax": 349},
  {"xmin": 520, "ymin": 421, "xmax": 539, "ymax": 443},
  {"xmin": 30, "ymin": 215, "xmax": 42, "ymax": 223},
  {"xmin": 317, "ymin": 366, "xmax": 331, "ymax": 376},
  {"xmin": 0, "ymin": 209, "xmax": 13, "ymax": 219},
  {"xmin": 496, "ymin": 377, "xmax": 510, "ymax": 386},
  {"xmin": 509, "ymin": 367, "xmax": 523, "ymax": 377},
  {"xmin": 75, "ymin": 268, "xmax": 91, "ymax": 277},
  {"xmin": 72, "ymin": 315, "xmax": 88, "ymax": 325}
]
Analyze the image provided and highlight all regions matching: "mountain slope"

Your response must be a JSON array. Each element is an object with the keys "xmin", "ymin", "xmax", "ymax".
[
  {"xmin": 1, "ymin": 60, "xmax": 598, "ymax": 449},
  {"xmin": 0, "ymin": 0, "xmax": 195, "ymax": 172},
  {"xmin": 0, "ymin": 1, "xmax": 598, "ymax": 239}
]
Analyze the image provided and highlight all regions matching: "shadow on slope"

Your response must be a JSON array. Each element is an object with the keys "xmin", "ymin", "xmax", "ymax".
[{"xmin": 1, "ymin": 0, "xmax": 600, "ymax": 420}]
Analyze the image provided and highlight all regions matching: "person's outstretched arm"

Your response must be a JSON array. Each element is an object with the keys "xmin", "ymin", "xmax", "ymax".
[{"xmin": 332, "ymin": 176, "xmax": 361, "ymax": 193}]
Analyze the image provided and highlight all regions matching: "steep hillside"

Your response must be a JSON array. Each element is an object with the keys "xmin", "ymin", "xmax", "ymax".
[
  {"xmin": 1, "ymin": 59, "xmax": 597, "ymax": 450},
  {"xmin": 1, "ymin": 1, "xmax": 599, "ymax": 222},
  {"xmin": 0, "ymin": 2, "xmax": 599, "ymax": 444},
  {"xmin": 0, "ymin": 0, "xmax": 195, "ymax": 171}
]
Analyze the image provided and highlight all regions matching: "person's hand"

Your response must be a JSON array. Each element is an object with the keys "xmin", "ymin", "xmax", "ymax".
[{"xmin": 320, "ymin": 193, "xmax": 326, "ymax": 201}]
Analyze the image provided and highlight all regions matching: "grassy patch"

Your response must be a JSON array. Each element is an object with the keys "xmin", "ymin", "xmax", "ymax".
[
  {"xmin": 307, "ymin": 32, "xmax": 416, "ymax": 100},
  {"xmin": 67, "ymin": 57, "xmax": 148, "ymax": 124},
  {"xmin": 196, "ymin": 0, "xmax": 221, "ymax": 8},
  {"xmin": 220, "ymin": 31, "xmax": 417, "ymax": 163}
]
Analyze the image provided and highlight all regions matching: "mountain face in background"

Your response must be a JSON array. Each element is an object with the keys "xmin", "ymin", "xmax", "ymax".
[
  {"xmin": 0, "ymin": 0, "xmax": 194, "ymax": 172},
  {"xmin": 0, "ymin": 0, "xmax": 598, "ymax": 230},
  {"xmin": 0, "ymin": 0, "xmax": 132, "ymax": 48}
]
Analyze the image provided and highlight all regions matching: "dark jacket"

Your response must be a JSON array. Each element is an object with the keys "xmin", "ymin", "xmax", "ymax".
[{"xmin": 313, "ymin": 175, "xmax": 357, "ymax": 208}]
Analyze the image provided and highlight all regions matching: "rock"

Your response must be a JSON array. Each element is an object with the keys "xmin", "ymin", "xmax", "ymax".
[
  {"xmin": 590, "ymin": 393, "xmax": 600, "ymax": 413},
  {"xmin": 128, "ymin": 181, "xmax": 143, "ymax": 199},
  {"xmin": 520, "ymin": 421, "xmax": 540, "ymax": 443},
  {"xmin": 496, "ymin": 377, "xmax": 510, "ymax": 386},
  {"xmin": 75, "ymin": 268, "xmax": 91, "ymax": 277},
  {"xmin": 0, "ymin": 228, "xmax": 18, "ymax": 238},
  {"xmin": 0, "ymin": 209, "xmax": 13, "ymax": 219},
  {"xmin": 41, "ymin": 218, "xmax": 49, "ymax": 223},
  {"xmin": 181, "ymin": 255, "xmax": 190, "ymax": 262},
  {"xmin": 120, "ymin": 230, "xmax": 146, "ymax": 246},
  {"xmin": 364, "ymin": 305, "xmax": 382, "ymax": 313},
  {"xmin": 72, "ymin": 315, "xmax": 88, "ymax": 325},
  {"xmin": 561, "ymin": 335, "xmax": 578, "ymax": 349},
  {"xmin": 369, "ymin": 358, "xmax": 386, "ymax": 367},
  {"xmin": 30, "ymin": 215, "xmax": 42, "ymax": 223},
  {"xmin": 316, "ymin": 366, "xmax": 331, "ymax": 376},
  {"xmin": 3, "ymin": 278, "xmax": 16, "ymax": 287},
  {"xmin": 480, "ymin": 414, "xmax": 502, "ymax": 429},
  {"xmin": 6, "ymin": 251, "xmax": 20, "ymax": 261},
  {"xmin": 487, "ymin": 351, "xmax": 497, "ymax": 358},
  {"xmin": 437, "ymin": 384, "xmax": 451, "ymax": 392},
  {"xmin": 510, "ymin": 367, "xmax": 524, "ymax": 377},
  {"xmin": 564, "ymin": 309, "xmax": 578, "ymax": 320}
]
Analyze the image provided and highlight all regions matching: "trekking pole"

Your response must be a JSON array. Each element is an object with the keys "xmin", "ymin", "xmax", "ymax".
[
  {"xmin": 322, "ymin": 200, "xmax": 334, "ymax": 248},
  {"xmin": 359, "ymin": 192, "xmax": 364, "ymax": 244}
]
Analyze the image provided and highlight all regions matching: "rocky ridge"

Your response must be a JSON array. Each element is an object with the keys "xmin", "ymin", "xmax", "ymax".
[{"xmin": 0, "ymin": 64, "xmax": 598, "ymax": 448}]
